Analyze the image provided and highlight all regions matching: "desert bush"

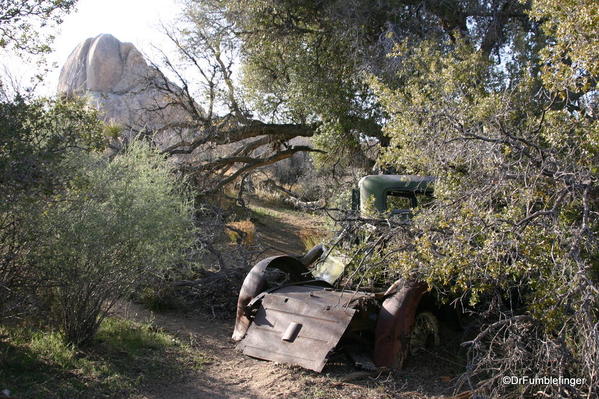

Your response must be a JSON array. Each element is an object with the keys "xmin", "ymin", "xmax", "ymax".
[
  {"xmin": 0, "ymin": 97, "xmax": 105, "ymax": 320},
  {"xmin": 26, "ymin": 141, "xmax": 196, "ymax": 345}
]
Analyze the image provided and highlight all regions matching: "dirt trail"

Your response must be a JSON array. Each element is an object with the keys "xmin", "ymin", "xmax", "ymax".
[
  {"xmin": 248, "ymin": 199, "xmax": 327, "ymax": 258},
  {"xmin": 117, "ymin": 201, "xmax": 461, "ymax": 399},
  {"xmin": 115, "ymin": 303, "xmax": 457, "ymax": 399}
]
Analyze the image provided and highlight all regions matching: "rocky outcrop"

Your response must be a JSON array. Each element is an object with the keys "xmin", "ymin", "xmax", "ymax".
[{"xmin": 58, "ymin": 34, "xmax": 195, "ymax": 149}]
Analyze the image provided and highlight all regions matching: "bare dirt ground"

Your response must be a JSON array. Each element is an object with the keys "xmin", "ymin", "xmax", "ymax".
[
  {"xmin": 115, "ymin": 199, "xmax": 467, "ymax": 399},
  {"xmin": 248, "ymin": 199, "xmax": 328, "ymax": 257},
  {"xmin": 114, "ymin": 303, "xmax": 464, "ymax": 399}
]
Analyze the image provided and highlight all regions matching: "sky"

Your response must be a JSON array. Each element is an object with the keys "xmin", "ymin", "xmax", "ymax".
[{"xmin": 1, "ymin": 0, "xmax": 182, "ymax": 96}]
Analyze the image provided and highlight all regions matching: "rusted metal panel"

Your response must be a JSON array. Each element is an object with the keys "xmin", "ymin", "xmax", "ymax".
[
  {"xmin": 270, "ymin": 285, "xmax": 372, "ymax": 308},
  {"xmin": 239, "ymin": 285, "xmax": 371, "ymax": 372},
  {"xmin": 373, "ymin": 279, "xmax": 427, "ymax": 368},
  {"xmin": 232, "ymin": 256, "xmax": 311, "ymax": 341}
]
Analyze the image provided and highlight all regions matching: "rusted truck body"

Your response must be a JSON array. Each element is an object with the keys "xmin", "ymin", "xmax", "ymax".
[
  {"xmin": 232, "ymin": 175, "xmax": 438, "ymax": 372},
  {"xmin": 232, "ymin": 251, "xmax": 429, "ymax": 372}
]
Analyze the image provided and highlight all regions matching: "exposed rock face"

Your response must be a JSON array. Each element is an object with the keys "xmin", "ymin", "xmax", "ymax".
[{"xmin": 58, "ymin": 34, "xmax": 194, "ymax": 149}]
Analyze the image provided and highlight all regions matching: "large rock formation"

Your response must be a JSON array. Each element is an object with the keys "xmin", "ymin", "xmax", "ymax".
[{"xmin": 58, "ymin": 34, "xmax": 194, "ymax": 149}]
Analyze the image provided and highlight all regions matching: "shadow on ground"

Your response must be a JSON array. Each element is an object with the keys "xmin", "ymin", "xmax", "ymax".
[
  {"xmin": 116, "ymin": 302, "xmax": 467, "ymax": 399},
  {"xmin": 250, "ymin": 207, "xmax": 308, "ymax": 257}
]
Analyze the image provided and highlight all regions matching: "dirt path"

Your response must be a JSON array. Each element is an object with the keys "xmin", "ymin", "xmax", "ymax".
[
  {"xmin": 115, "ymin": 303, "xmax": 459, "ymax": 399},
  {"xmin": 248, "ymin": 199, "xmax": 328, "ymax": 257}
]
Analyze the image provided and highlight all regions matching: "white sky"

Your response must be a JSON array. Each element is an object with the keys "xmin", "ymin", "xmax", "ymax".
[{"xmin": 1, "ymin": 0, "xmax": 182, "ymax": 96}]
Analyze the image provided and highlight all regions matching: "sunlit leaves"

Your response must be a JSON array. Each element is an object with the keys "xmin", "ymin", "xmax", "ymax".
[{"xmin": 526, "ymin": 0, "xmax": 598, "ymax": 94}]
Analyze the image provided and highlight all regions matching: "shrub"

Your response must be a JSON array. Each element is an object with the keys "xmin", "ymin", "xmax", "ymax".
[
  {"xmin": 0, "ymin": 97, "xmax": 105, "ymax": 320},
  {"xmin": 27, "ymin": 141, "xmax": 196, "ymax": 345}
]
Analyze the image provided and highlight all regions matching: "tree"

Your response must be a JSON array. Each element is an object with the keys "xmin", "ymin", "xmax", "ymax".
[
  {"xmin": 138, "ymin": 10, "xmax": 322, "ymax": 194},
  {"xmin": 361, "ymin": 0, "xmax": 597, "ymax": 396},
  {"xmin": 528, "ymin": 0, "xmax": 598, "ymax": 94},
  {"xmin": 152, "ymin": 0, "xmax": 543, "ymax": 192},
  {"xmin": 201, "ymin": 0, "xmax": 534, "ymax": 142},
  {"xmin": 0, "ymin": 0, "xmax": 77, "ymax": 54},
  {"xmin": 0, "ymin": 0, "xmax": 78, "ymax": 98}
]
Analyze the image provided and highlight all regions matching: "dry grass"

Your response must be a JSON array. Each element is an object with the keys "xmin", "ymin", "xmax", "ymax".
[
  {"xmin": 225, "ymin": 220, "xmax": 256, "ymax": 245},
  {"xmin": 298, "ymin": 227, "xmax": 328, "ymax": 251},
  {"xmin": 253, "ymin": 185, "xmax": 288, "ymax": 206}
]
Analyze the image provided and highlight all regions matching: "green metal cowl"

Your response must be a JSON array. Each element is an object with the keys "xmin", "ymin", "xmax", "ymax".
[{"xmin": 358, "ymin": 175, "xmax": 434, "ymax": 215}]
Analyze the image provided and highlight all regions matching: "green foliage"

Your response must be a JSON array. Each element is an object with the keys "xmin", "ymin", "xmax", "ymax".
[
  {"xmin": 179, "ymin": 0, "xmax": 541, "ymax": 170},
  {"xmin": 228, "ymin": 0, "xmax": 360, "ymax": 121},
  {"xmin": 0, "ymin": 97, "xmax": 105, "ymax": 319},
  {"xmin": 1, "ymin": 95, "xmax": 197, "ymax": 344},
  {"xmin": 368, "ymin": 17, "xmax": 597, "ymax": 397},
  {"xmin": 0, "ymin": 0, "xmax": 77, "ymax": 55},
  {"xmin": 527, "ymin": 0, "xmax": 598, "ymax": 94},
  {"xmin": 179, "ymin": 0, "xmax": 390, "ymax": 167},
  {"xmin": 28, "ymin": 141, "xmax": 197, "ymax": 344},
  {"xmin": 0, "ymin": 97, "xmax": 104, "ymax": 195}
]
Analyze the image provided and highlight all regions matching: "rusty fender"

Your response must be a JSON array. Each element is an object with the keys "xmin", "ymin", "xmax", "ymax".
[
  {"xmin": 373, "ymin": 279, "xmax": 428, "ymax": 368},
  {"xmin": 232, "ymin": 255, "xmax": 313, "ymax": 341},
  {"xmin": 232, "ymin": 245, "xmax": 325, "ymax": 341}
]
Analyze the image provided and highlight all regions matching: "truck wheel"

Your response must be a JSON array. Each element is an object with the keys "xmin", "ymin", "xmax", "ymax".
[{"xmin": 409, "ymin": 311, "xmax": 440, "ymax": 355}]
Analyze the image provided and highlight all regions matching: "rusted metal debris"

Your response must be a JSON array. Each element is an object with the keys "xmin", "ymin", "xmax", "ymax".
[
  {"xmin": 373, "ymin": 280, "xmax": 428, "ymax": 368},
  {"xmin": 237, "ymin": 285, "xmax": 372, "ymax": 372},
  {"xmin": 233, "ymin": 246, "xmax": 438, "ymax": 373},
  {"xmin": 232, "ymin": 255, "xmax": 312, "ymax": 341}
]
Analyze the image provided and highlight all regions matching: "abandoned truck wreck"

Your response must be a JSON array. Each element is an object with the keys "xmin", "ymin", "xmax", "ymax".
[
  {"xmin": 232, "ymin": 175, "xmax": 441, "ymax": 372},
  {"xmin": 231, "ymin": 248, "xmax": 437, "ymax": 372}
]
